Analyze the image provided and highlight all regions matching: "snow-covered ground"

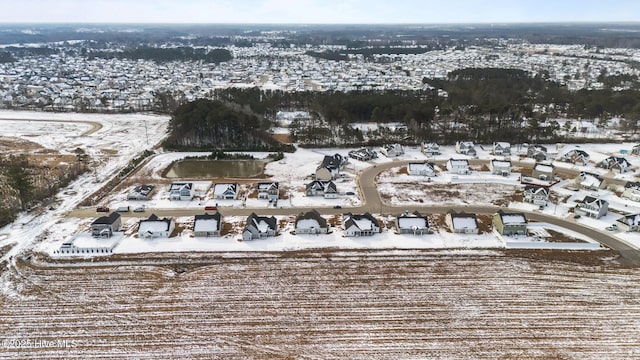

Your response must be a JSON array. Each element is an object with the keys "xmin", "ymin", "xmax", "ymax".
[{"xmin": 1, "ymin": 109, "xmax": 640, "ymax": 259}]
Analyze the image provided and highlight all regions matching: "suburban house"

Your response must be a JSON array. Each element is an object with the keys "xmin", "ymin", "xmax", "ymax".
[
  {"xmin": 396, "ymin": 211, "xmax": 430, "ymax": 235},
  {"xmin": 316, "ymin": 153, "xmax": 346, "ymax": 181},
  {"xmin": 622, "ymin": 181, "xmax": 640, "ymax": 202},
  {"xmin": 560, "ymin": 149, "xmax": 590, "ymax": 166},
  {"xmin": 169, "ymin": 182, "xmax": 194, "ymax": 201},
  {"xmin": 295, "ymin": 210, "xmax": 329, "ymax": 234},
  {"xmin": 447, "ymin": 158, "xmax": 470, "ymax": 175},
  {"xmin": 616, "ymin": 213, "xmax": 640, "ymax": 232},
  {"xmin": 348, "ymin": 148, "xmax": 377, "ymax": 161},
  {"xmin": 445, "ymin": 211, "xmax": 479, "ymax": 234},
  {"xmin": 575, "ymin": 196, "xmax": 609, "ymax": 219},
  {"xmin": 456, "ymin": 141, "xmax": 477, "ymax": 156},
  {"xmin": 257, "ymin": 182, "xmax": 279, "ymax": 202},
  {"xmin": 532, "ymin": 163, "xmax": 555, "ymax": 181},
  {"xmin": 490, "ymin": 159, "xmax": 511, "ymax": 176},
  {"xmin": 493, "ymin": 142, "xmax": 511, "ymax": 156},
  {"xmin": 421, "ymin": 142, "xmax": 440, "ymax": 156},
  {"xmin": 527, "ymin": 145, "xmax": 548, "ymax": 162},
  {"xmin": 242, "ymin": 213, "xmax": 278, "ymax": 240},
  {"xmin": 91, "ymin": 212, "xmax": 122, "ymax": 238},
  {"xmin": 632, "ymin": 144, "xmax": 640, "ymax": 156},
  {"xmin": 343, "ymin": 212, "xmax": 380, "ymax": 237},
  {"xmin": 56, "ymin": 233, "xmax": 120, "ymax": 255},
  {"xmin": 193, "ymin": 212, "xmax": 223, "ymax": 237},
  {"xmin": 138, "ymin": 214, "xmax": 175, "ymax": 239},
  {"xmin": 127, "ymin": 185, "xmax": 155, "ymax": 200},
  {"xmin": 213, "ymin": 183, "xmax": 238, "ymax": 200},
  {"xmin": 523, "ymin": 186, "xmax": 549, "ymax": 206},
  {"xmin": 577, "ymin": 172, "xmax": 606, "ymax": 190},
  {"xmin": 492, "ymin": 210, "xmax": 528, "ymax": 236},
  {"xmin": 408, "ymin": 162, "xmax": 436, "ymax": 177},
  {"xmin": 305, "ymin": 180, "xmax": 338, "ymax": 198},
  {"xmin": 380, "ymin": 143, "xmax": 404, "ymax": 157},
  {"xmin": 598, "ymin": 156, "xmax": 631, "ymax": 173}
]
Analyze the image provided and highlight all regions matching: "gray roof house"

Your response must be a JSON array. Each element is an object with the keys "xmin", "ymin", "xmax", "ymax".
[
  {"xmin": 527, "ymin": 145, "xmax": 548, "ymax": 162},
  {"xmin": 295, "ymin": 210, "xmax": 328, "ymax": 234},
  {"xmin": 343, "ymin": 212, "xmax": 380, "ymax": 237},
  {"xmin": 408, "ymin": 162, "xmax": 436, "ymax": 177},
  {"xmin": 622, "ymin": 181, "xmax": 640, "ymax": 202},
  {"xmin": 598, "ymin": 156, "xmax": 631, "ymax": 173},
  {"xmin": 575, "ymin": 196, "xmax": 609, "ymax": 219},
  {"xmin": 490, "ymin": 159, "xmax": 511, "ymax": 176},
  {"xmin": 578, "ymin": 172, "xmax": 605, "ymax": 190},
  {"xmin": 396, "ymin": 211, "xmax": 430, "ymax": 235},
  {"xmin": 194, "ymin": 212, "xmax": 223, "ymax": 237},
  {"xmin": 127, "ymin": 185, "xmax": 155, "ymax": 200},
  {"xmin": 456, "ymin": 141, "xmax": 477, "ymax": 156},
  {"xmin": 617, "ymin": 213, "xmax": 640, "ymax": 232},
  {"xmin": 257, "ymin": 182, "xmax": 279, "ymax": 201},
  {"xmin": 560, "ymin": 149, "xmax": 590, "ymax": 166},
  {"xmin": 493, "ymin": 142, "xmax": 511, "ymax": 156},
  {"xmin": 213, "ymin": 183, "xmax": 238, "ymax": 200},
  {"xmin": 532, "ymin": 163, "xmax": 555, "ymax": 181},
  {"xmin": 91, "ymin": 212, "xmax": 122, "ymax": 238},
  {"xmin": 305, "ymin": 180, "xmax": 338, "ymax": 198},
  {"xmin": 242, "ymin": 213, "xmax": 278, "ymax": 241},
  {"xmin": 523, "ymin": 186, "xmax": 549, "ymax": 206}
]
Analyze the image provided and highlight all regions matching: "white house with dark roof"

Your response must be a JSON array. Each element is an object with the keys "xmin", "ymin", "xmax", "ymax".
[
  {"xmin": 622, "ymin": 181, "xmax": 640, "ymax": 202},
  {"xmin": 257, "ymin": 182, "xmax": 279, "ymax": 201},
  {"xmin": 577, "ymin": 172, "xmax": 605, "ymax": 190},
  {"xmin": 523, "ymin": 186, "xmax": 549, "ymax": 206},
  {"xmin": 490, "ymin": 159, "xmax": 511, "ymax": 176},
  {"xmin": 445, "ymin": 211, "xmax": 479, "ymax": 234},
  {"xmin": 560, "ymin": 149, "xmax": 590, "ymax": 166},
  {"xmin": 396, "ymin": 211, "xmax": 430, "ymax": 235},
  {"xmin": 492, "ymin": 210, "xmax": 527, "ymax": 236},
  {"xmin": 532, "ymin": 163, "xmax": 555, "ymax": 181},
  {"xmin": 447, "ymin": 159, "xmax": 470, "ymax": 175},
  {"xmin": 617, "ymin": 213, "xmax": 640, "ymax": 232},
  {"xmin": 305, "ymin": 180, "xmax": 338, "ymax": 198},
  {"xmin": 295, "ymin": 210, "xmax": 328, "ymax": 234},
  {"xmin": 493, "ymin": 142, "xmax": 511, "ymax": 156},
  {"xmin": 598, "ymin": 156, "xmax": 631, "ymax": 173},
  {"xmin": 527, "ymin": 145, "xmax": 548, "ymax": 162},
  {"xmin": 194, "ymin": 212, "xmax": 223, "ymax": 237},
  {"xmin": 420, "ymin": 142, "xmax": 440, "ymax": 156},
  {"xmin": 242, "ymin": 213, "xmax": 278, "ymax": 240},
  {"xmin": 455, "ymin": 141, "xmax": 476, "ymax": 156},
  {"xmin": 380, "ymin": 143, "xmax": 404, "ymax": 157},
  {"xmin": 138, "ymin": 214, "xmax": 175, "ymax": 239},
  {"xmin": 213, "ymin": 183, "xmax": 238, "ymax": 200},
  {"xmin": 169, "ymin": 182, "xmax": 194, "ymax": 201},
  {"xmin": 575, "ymin": 196, "xmax": 609, "ymax": 219},
  {"xmin": 343, "ymin": 213, "xmax": 380, "ymax": 237},
  {"xmin": 408, "ymin": 162, "xmax": 436, "ymax": 177}
]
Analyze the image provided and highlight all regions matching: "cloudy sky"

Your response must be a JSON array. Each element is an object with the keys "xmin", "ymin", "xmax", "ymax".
[{"xmin": 1, "ymin": 0, "xmax": 639, "ymax": 24}]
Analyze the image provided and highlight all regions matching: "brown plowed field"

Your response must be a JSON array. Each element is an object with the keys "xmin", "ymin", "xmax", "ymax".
[{"xmin": 1, "ymin": 250, "xmax": 639, "ymax": 359}]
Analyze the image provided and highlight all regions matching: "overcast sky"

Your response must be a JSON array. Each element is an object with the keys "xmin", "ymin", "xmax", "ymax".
[{"xmin": 1, "ymin": 0, "xmax": 639, "ymax": 24}]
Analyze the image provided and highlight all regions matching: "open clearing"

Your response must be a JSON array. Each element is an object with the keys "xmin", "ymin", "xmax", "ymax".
[{"xmin": 1, "ymin": 250, "xmax": 640, "ymax": 359}]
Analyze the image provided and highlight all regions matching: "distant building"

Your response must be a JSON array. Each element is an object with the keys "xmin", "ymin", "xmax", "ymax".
[
  {"xmin": 257, "ymin": 182, "xmax": 279, "ymax": 202},
  {"xmin": 622, "ymin": 181, "xmax": 640, "ymax": 202},
  {"xmin": 490, "ymin": 159, "xmax": 511, "ymax": 176},
  {"xmin": 527, "ymin": 145, "xmax": 548, "ymax": 162},
  {"xmin": 305, "ymin": 180, "xmax": 338, "ymax": 198},
  {"xmin": 523, "ymin": 186, "xmax": 549, "ymax": 206},
  {"xmin": 213, "ymin": 183, "xmax": 238, "ymax": 200},
  {"xmin": 617, "ymin": 213, "xmax": 640, "ymax": 232},
  {"xmin": 493, "ymin": 142, "xmax": 511, "ymax": 156},
  {"xmin": 91, "ymin": 212, "xmax": 122, "ymax": 238},
  {"xmin": 598, "ymin": 156, "xmax": 631, "ymax": 173},
  {"xmin": 380, "ymin": 143, "xmax": 404, "ymax": 157},
  {"xmin": 532, "ymin": 163, "xmax": 555, "ymax": 181},
  {"xmin": 456, "ymin": 141, "xmax": 476, "ymax": 156},
  {"xmin": 127, "ymin": 185, "xmax": 155, "ymax": 200},
  {"xmin": 577, "ymin": 172, "xmax": 605, "ymax": 191},
  {"xmin": 560, "ymin": 149, "xmax": 590, "ymax": 166},
  {"xmin": 169, "ymin": 182, "xmax": 194, "ymax": 201},
  {"xmin": 421, "ymin": 142, "xmax": 440, "ymax": 156}
]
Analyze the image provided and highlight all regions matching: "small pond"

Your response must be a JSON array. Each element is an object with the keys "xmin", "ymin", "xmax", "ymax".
[{"xmin": 165, "ymin": 159, "xmax": 266, "ymax": 178}]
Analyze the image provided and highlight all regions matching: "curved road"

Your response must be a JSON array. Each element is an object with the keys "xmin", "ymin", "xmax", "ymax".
[{"xmin": 67, "ymin": 157, "xmax": 640, "ymax": 265}]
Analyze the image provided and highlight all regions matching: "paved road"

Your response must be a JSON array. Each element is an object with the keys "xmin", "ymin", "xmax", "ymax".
[{"xmin": 66, "ymin": 157, "xmax": 640, "ymax": 264}]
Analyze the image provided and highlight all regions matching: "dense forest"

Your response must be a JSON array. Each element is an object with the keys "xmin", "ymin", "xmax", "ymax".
[
  {"xmin": 0, "ymin": 51, "xmax": 15, "ymax": 63},
  {"xmin": 163, "ymin": 99, "xmax": 293, "ymax": 152}
]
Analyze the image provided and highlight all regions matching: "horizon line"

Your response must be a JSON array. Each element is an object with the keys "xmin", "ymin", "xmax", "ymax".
[{"xmin": 1, "ymin": 21, "xmax": 640, "ymax": 26}]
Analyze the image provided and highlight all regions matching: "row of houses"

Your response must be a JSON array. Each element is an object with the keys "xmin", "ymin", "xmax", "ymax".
[{"xmin": 128, "ymin": 182, "xmax": 279, "ymax": 202}]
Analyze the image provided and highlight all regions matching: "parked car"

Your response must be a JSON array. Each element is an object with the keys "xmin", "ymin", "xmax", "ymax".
[
  {"xmin": 204, "ymin": 206, "xmax": 218, "ymax": 211},
  {"xmin": 116, "ymin": 206, "xmax": 130, "ymax": 213},
  {"xmin": 606, "ymin": 224, "xmax": 618, "ymax": 231},
  {"xmin": 96, "ymin": 207, "xmax": 110, "ymax": 213},
  {"xmin": 333, "ymin": 205, "xmax": 342, "ymax": 209},
  {"xmin": 573, "ymin": 214, "xmax": 581, "ymax": 219},
  {"xmin": 133, "ymin": 206, "xmax": 145, "ymax": 212}
]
